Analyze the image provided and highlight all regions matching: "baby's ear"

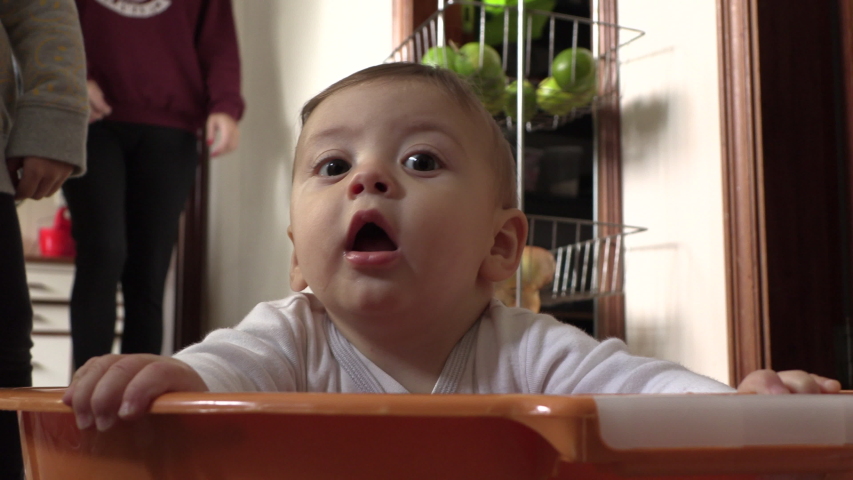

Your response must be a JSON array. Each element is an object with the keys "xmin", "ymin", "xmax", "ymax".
[
  {"xmin": 288, "ymin": 226, "xmax": 308, "ymax": 292},
  {"xmin": 480, "ymin": 208, "xmax": 528, "ymax": 282}
]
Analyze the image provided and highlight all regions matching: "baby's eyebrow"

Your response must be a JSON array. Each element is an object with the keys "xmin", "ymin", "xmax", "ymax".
[
  {"xmin": 303, "ymin": 125, "xmax": 359, "ymax": 145},
  {"xmin": 303, "ymin": 120, "xmax": 467, "ymax": 153},
  {"xmin": 397, "ymin": 120, "xmax": 466, "ymax": 151}
]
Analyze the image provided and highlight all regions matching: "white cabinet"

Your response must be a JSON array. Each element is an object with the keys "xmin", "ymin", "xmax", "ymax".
[
  {"xmin": 30, "ymin": 335, "xmax": 72, "ymax": 388},
  {"xmin": 27, "ymin": 260, "xmax": 74, "ymax": 387},
  {"xmin": 26, "ymin": 259, "xmax": 122, "ymax": 387}
]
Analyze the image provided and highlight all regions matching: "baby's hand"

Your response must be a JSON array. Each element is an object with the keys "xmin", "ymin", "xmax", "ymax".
[
  {"xmin": 737, "ymin": 369, "xmax": 842, "ymax": 394},
  {"xmin": 62, "ymin": 354, "xmax": 208, "ymax": 431}
]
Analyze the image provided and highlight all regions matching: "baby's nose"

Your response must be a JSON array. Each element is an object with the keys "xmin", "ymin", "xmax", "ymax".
[
  {"xmin": 348, "ymin": 168, "xmax": 393, "ymax": 197},
  {"xmin": 350, "ymin": 179, "xmax": 388, "ymax": 195}
]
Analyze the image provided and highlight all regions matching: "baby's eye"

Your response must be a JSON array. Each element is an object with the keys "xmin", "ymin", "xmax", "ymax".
[
  {"xmin": 318, "ymin": 158, "xmax": 351, "ymax": 177},
  {"xmin": 403, "ymin": 153, "xmax": 440, "ymax": 172}
]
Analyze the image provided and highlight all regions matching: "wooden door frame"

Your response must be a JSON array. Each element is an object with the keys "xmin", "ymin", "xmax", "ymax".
[
  {"xmin": 718, "ymin": 0, "xmax": 853, "ymax": 385},
  {"xmin": 392, "ymin": 0, "xmax": 627, "ymax": 340},
  {"xmin": 174, "ymin": 142, "xmax": 208, "ymax": 351},
  {"xmin": 594, "ymin": 0, "xmax": 625, "ymax": 340},
  {"xmin": 717, "ymin": 0, "xmax": 768, "ymax": 385},
  {"xmin": 841, "ymin": 0, "xmax": 853, "ymax": 349},
  {"xmin": 392, "ymin": 0, "xmax": 414, "ymax": 47}
]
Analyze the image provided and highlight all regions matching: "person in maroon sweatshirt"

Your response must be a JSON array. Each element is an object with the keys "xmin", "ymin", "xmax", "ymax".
[{"xmin": 63, "ymin": 0, "xmax": 245, "ymax": 370}]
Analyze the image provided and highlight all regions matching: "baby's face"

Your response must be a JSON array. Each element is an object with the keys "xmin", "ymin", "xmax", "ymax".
[{"xmin": 289, "ymin": 78, "xmax": 502, "ymax": 318}]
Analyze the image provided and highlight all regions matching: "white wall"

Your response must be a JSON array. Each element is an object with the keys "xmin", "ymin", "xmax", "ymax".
[
  {"xmin": 617, "ymin": 0, "xmax": 730, "ymax": 384},
  {"xmin": 206, "ymin": 1, "xmax": 394, "ymax": 330}
]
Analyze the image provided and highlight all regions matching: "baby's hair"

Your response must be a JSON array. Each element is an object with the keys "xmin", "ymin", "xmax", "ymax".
[{"xmin": 299, "ymin": 62, "xmax": 518, "ymax": 209}]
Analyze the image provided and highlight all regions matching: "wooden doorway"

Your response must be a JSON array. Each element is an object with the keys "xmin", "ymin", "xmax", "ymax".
[
  {"xmin": 718, "ymin": 0, "xmax": 853, "ymax": 386},
  {"xmin": 174, "ymin": 143, "xmax": 209, "ymax": 351}
]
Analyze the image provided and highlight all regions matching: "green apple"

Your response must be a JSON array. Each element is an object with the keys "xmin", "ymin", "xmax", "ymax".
[
  {"xmin": 551, "ymin": 47, "xmax": 596, "ymax": 93},
  {"xmin": 457, "ymin": 42, "xmax": 507, "ymax": 115},
  {"xmin": 484, "ymin": 0, "xmax": 512, "ymax": 15},
  {"xmin": 537, "ymin": 76, "xmax": 595, "ymax": 116},
  {"xmin": 485, "ymin": 0, "xmax": 554, "ymax": 15},
  {"xmin": 504, "ymin": 79, "xmax": 536, "ymax": 123},
  {"xmin": 536, "ymin": 76, "xmax": 574, "ymax": 115},
  {"xmin": 573, "ymin": 86, "xmax": 596, "ymax": 110},
  {"xmin": 421, "ymin": 46, "xmax": 458, "ymax": 70},
  {"xmin": 482, "ymin": 93, "xmax": 506, "ymax": 116},
  {"xmin": 482, "ymin": 0, "xmax": 557, "ymax": 46},
  {"xmin": 469, "ymin": 69, "xmax": 507, "ymax": 115},
  {"xmin": 455, "ymin": 42, "xmax": 504, "ymax": 80}
]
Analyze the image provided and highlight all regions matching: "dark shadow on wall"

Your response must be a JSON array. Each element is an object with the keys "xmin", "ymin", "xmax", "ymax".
[{"xmin": 620, "ymin": 94, "xmax": 670, "ymax": 162}]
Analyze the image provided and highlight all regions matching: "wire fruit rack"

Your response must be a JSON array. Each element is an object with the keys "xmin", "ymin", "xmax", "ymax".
[
  {"xmin": 527, "ymin": 215, "xmax": 646, "ymax": 305},
  {"xmin": 385, "ymin": 0, "xmax": 645, "ymax": 132},
  {"xmin": 386, "ymin": 1, "xmax": 647, "ymax": 306}
]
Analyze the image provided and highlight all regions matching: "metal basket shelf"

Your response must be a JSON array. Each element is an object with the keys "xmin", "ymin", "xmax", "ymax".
[
  {"xmin": 385, "ymin": 0, "xmax": 644, "ymax": 132},
  {"xmin": 527, "ymin": 214, "xmax": 646, "ymax": 305}
]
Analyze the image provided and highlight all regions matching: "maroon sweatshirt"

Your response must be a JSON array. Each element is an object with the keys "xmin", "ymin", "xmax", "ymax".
[{"xmin": 76, "ymin": 0, "xmax": 245, "ymax": 133}]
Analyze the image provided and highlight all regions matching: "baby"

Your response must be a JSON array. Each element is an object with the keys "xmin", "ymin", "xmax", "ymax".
[{"xmin": 63, "ymin": 62, "xmax": 841, "ymax": 432}]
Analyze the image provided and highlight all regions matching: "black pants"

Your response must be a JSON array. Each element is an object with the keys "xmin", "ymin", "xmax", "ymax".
[
  {"xmin": 62, "ymin": 121, "xmax": 198, "ymax": 370},
  {"xmin": 0, "ymin": 193, "xmax": 32, "ymax": 480}
]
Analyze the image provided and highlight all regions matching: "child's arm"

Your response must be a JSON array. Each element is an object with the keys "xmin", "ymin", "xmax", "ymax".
[
  {"xmin": 7, "ymin": 156, "xmax": 74, "ymax": 200},
  {"xmin": 61, "ymin": 354, "xmax": 208, "ymax": 432},
  {"xmin": 1, "ymin": 0, "xmax": 88, "ymax": 197},
  {"xmin": 737, "ymin": 369, "xmax": 842, "ymax": 394},
  {"xmin": 205, "ymin": 112, "xmax": 239, "ymax": 157},
  {"xmin": 87, "ymin": 80, "xmax": 112, "ymax": 123}
]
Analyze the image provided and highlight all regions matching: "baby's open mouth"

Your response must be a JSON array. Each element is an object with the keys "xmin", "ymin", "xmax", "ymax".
[{"xmin": 351, "ymin": 222, "xmax": 398, "ymax": 252}]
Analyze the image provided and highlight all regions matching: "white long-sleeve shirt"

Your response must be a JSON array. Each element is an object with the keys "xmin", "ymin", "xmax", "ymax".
[{"xmin": 174, "ymin": 293, "xmax": 734, "ymax": 395}]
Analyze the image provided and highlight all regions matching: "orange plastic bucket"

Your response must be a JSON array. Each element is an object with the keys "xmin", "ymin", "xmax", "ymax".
[{"xmin": 1, "ymin": 388, "xmax": 851, "ymax": 480}]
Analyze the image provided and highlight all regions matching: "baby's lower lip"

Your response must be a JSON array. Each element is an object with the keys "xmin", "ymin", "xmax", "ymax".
[{"xmin": 344, "ymin": 250, "xmax": 399, "ymax": 266}]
